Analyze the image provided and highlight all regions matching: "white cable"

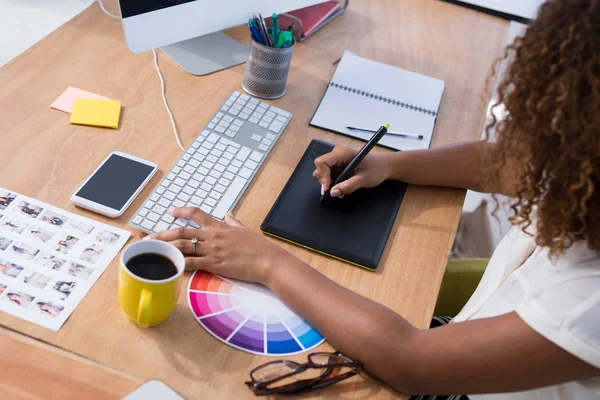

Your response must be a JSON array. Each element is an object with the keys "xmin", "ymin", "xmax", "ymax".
[
  {"xmin": 97, "ymin": 0, "xmax": 186, "ymax": 151},
  {"xmin": 96, "ymin": 0, "xmax": 121, "ymax": 20},
  {"xmin": 152, "ymin": 49, "xmax": 186, "ymax": 151}
]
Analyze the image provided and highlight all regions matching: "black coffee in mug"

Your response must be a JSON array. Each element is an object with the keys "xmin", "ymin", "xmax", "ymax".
[{"xmin": 126, "ymin": 253, "xmax": 178, "ymax": 280}]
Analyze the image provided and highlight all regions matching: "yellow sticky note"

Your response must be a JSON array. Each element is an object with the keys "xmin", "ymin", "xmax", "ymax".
[{"xmin": 70, "ymin": 98, "xmax": 122, "ymax": 129}]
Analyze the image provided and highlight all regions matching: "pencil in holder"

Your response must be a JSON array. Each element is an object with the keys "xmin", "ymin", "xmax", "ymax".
[{"xmin": 242, "ymin": 39, "xmax": 296, "ymax": 99}]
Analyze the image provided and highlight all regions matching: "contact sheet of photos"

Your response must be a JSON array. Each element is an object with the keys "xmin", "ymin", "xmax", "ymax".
[{"xmin": 0, "ymin": 188, "xmax": 130, "ymax": 331}]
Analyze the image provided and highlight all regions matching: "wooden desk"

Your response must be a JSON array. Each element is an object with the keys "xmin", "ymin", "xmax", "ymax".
[
  {"xmin": 0, "ymin": 0, "xmax": 508, "ymax": 398},
  {"xmin": 0, "ymin": 327, "xmax": 142, "ymax": 399}
]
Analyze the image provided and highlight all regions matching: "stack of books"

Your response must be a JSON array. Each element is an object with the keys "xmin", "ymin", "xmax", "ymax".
[{"xmin": 272, "ymin": 0, "xmax": 347, "ymax": 41}]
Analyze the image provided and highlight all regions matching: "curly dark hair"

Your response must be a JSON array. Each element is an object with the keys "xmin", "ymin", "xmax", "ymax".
[{"xmin": 483, "ymin": 0, "xmax": 600, "ymax": 257}]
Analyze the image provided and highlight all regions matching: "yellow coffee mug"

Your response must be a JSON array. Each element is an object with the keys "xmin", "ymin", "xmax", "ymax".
[{"xmin": 118, "ymin": 240, "xmax": 185, "ymax": 327}]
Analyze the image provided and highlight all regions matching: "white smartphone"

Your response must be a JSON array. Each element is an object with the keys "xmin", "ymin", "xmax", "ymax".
[
  {"xmin": 71, "ymin": 151, "xmax": 158, "ymax": 218},
  {"xmin": 122, "ymin": 380, "xmax": 184, "ymax": 400}
]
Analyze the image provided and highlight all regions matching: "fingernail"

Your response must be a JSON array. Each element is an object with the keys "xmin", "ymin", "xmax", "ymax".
[
  {"xmin": 143, "ymin": 235, "xmax": 151, "ymax": 240},
  {"xmin": 320, "ymin": 184, "xmax": 325, "ymax": 196},
  {"xmin": 330, "ymin": 188, "xmax": 341, "ymax": 198}
]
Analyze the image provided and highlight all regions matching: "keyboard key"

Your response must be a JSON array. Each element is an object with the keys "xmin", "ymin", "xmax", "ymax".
[
  {"xmin": 252, "ymin": 112, "xmax": 263, "ymax": 120},
  {"xmin": 236, "ymin": 147, "xmax": 251, "ymax": 162},
  {"xmin": 139, "ymin": 208, "xmax": 150, "ymax": 217},
  {"xmin": 259, "ymin": 121, "xmax": 269, "ymax": 128},
  {"xmin": 249, "ymin": 117, "xmax": 259, "ymax": 124},
  {"xmin": 266, "ymin": 111, "xmax": 276, "ymax": 118},
  {"xmin": 215, "ymin": 126, "xmax": 225, "ymax": 133},
  {"xmin": 219, "ymin": 178, "xmax": 231, "ymax": 187},
  {"xmin": 262, "ymin": 116, "xmax": 273, "ymax": 124},
  {"xmin": 230, "ymin": 125, "xmax": 240, "ymax": 132},
  {"xmin": 268, "ymin": 105, "xmax": 291, "ymax": 118},
  {"xmin": 229, "ymin": 109, "xmax": 239, "ymax": 116},
  {"xmin": 172, "ymin": 166, "xmax": 182, "ymax": 174},
  {"xmin": 207, "ymin": 155, "xmax": 218, "ymax": 164},
  {"xmin": 164, "ymin": 191, "xmax": 176, "ymax": 201},
  {"xmin": 211, "ymin": 117, "xmax": 220, "ymax": 124},
  {"xmin": 205, "ymin": 197, "xmax": 217, "ymax": 207},
  {"xmin": 239, "ymin": 93, "xmax": 250, "ymax": 101},
  {"xmin": 168, "ymin": 185, "xmax": 182, "ymax": 194},
  {"xmin": 227, "ymin": 146, "xmax": 238, "ymax": 154},
  {"xmin": 160, "ymin": 179, "xmax": 171, "ymax": 188},
  {"xmin": 162, "ymin": 214, "xmax": 175, "ymax": 224},
  {"xmin": 154, "ymin": 221, "xmax": 171, "ymax": 233},
  {"xmin": 183, "ymin": 186, "xmax": 195, "ymax": 195},
  {"xmin": 221, "ymin": 106, "xmax": 229, "ymax": 112},
  {"xmin": 167, "ymin": 172, "xmax": 177, "ymax": 181},
  {"xmin": 190, "ymin": 196, "xmax": 202, "ymax": 206},
  {"xmin": 177, "ymin": 160, "xmax": 186, "ymax": 167},
  {"xmin": 200, "ymin": 204, "xmax": 213, "ymax": 214},
  {"xmin": 191, "ymin": 141, "xmax": 200, "ymax": 149},
  {"xmin": 188, "ymin": 160, "xmax": 200, "ymax": 169},
  {"xmin": 227, "ymin": 165, "xmax": 239, "ymax": 174},
  {"xmin": 232, "ymin": 159, "xmax": 243, "ymax": 168},
  {"xmin": 258, "ymin": 144, "xmax": 269, "ymax": 151},
  {"xmin": 141, "ymin": 220, "xmax": 155, "ymax": 230},
  {"xmin": 266, "ymin": 133, "xmax": 277, "ymax": 140},
  {"xmin": 186, "ymin": 147, "xmax": 195, "ymax": 155},
  {"xmin": 249, "ymin": 98, "xmax": 259, "ymax": 105},
  {"xmin": 145, "ymin": 200, "xmax": 156, "ymax": 209},
  {"xmin": 174, "ymin": 218, "xmax": 188, "ymax": 227},
  {"xmin": 148, "ymin": 212, "xmax": 160, "ymax": 222},
  {"xmin": 250, "ymin": 151, "xmax": 263, "ymax": 162},
  {"xmin": 132, "ymin": 215, "xmax": 143, "ymax": 225},
  {"xmin": 172, "ymin": 199, "xmax": 185, "ymax": 208},
  {"xmin": 251, "ymin": 134, "xmax": 262, "ymax": 142},
  {"xmin": 233, "ymin": 119, "xmax": 244, "ymax": 127},
  {"xmin": 192, "ymin": 153, "xmax": 204, "ymax": 162},
  {"xmin": 179, "ymin": 171, "xmax": 191, "ymax": 181},
  {"xmin": 209, "ymin": 170, "xmax": 221, "ymax": 179},
  {"xmin": 158, "ymin": 198, "xmax": 171, "ymax": 207},
  {"xmin": 215, "ymin": 164, "xmax": 225, "ymax": 172},
  {"xmin": 218, "ymin": 158, "xmax": 229, "ymax": 167},
  {"xmin": 153, "ymin": 205, "xmax": 166, "ymax": 215},
  {"xmin": 188, "ymin": 179, "xmax": 200, "ymax": 189},
  {"xmin": 196, "ymin": 189, "xmax": 208, "ymax": 198},
  {"xmin": 150, "ymin": 193, "xmax": 160, "ymax": 202},
  {"xmin": 198, "ymin": 167, "xmax": 209, "ymax": 175},
  {"xmin": 223, "ymin": 152, "xmax": 234, "ymax": 160},
  {"xmin": 224, "ymin": 171, "xmax": 235, "ymax": 180},
  {"xmin": 276, "ymin": 115, "xmax": 287, "ymax": 123},
  {"xmin": 207, "ymin": 123, "xmax": 216, "ymax": 129},
  {"xmin": 207, "ymin": 133, "xmax": 220, "ymax": 143},
  {"xmin": 201, "ymin": 130, "xmax": 210, "ymax": 137},
  {"xmin": 245, "ymin": 160, "xmax": 258, "ymax": 170},
  {"xmin": 205, "ymin": 176, "xmax": 217, "ymax": 185},
  {"xmin": 212, "ymin": 176, "xmax": 247, "ymax": 219},
  {"xmin": 214, "ymin": 185, "xmax": 226, "ymax": 194},
  {"xmin": 225, "ymin": 130, "xmax": 236, "ymax": 138},
  {"xmin": 156, "ymin": 186, "xmax": 166, "ymax": 195},
  {"xmin": 262, "ymin": 139, "xmax": 273, "ymax": 146},
  {"xmin": 182, "ymin": 154, "xmax": 191, "ymax": 161},
  {"xmin": 210, "ymin": 149, "xmax": 223, "ymax": 158},
  {"xmin": 178, "ymin": 193, "xmax": 191, "ymax": 202},
  {"xmin": 239, "ymin": 167, "xmax": 253, "ymax": 179},
  {"xmin": 174, "ymin": 177, "xmax": 186, "ymax": 187},
  {"xmin": 231, "ymin": 103, "xmax": 242, "ymax": 112},
  {"xmin": 223, "ymin": 115, "xmax": 234, "ymax": 122},
  {"xmin": 201, "ymin": 183, "xmax": 212, "ymax": 193},
  {"xmin": 199, "ymin": 147, "xmax": 210, "ymax": 156},
  {"xmin": 202, "ymin": 161, "xmax": 215, "ymax": 170},
  {"xmin": 193, "ymin": 173, "xmax": 205, "ymax": 182},
  {"xmin": 239, "ymin": 112, "xmax": 249, "ymax": 120},
  {"xmin": 269, "ymin": 121, "xmax": 284, "ymax": 133},
  {"xmin": 215, "ymin": 143, "xmax": 227, "ymax": 151},
  {"xmin": 216, "ymin": 112, "xmax": 224, "ymax": 118}
]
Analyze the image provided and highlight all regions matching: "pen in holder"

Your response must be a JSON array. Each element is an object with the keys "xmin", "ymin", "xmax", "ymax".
[{"xmin": 242, "ymin": 38, "xmax": 296, "ymax": 99}]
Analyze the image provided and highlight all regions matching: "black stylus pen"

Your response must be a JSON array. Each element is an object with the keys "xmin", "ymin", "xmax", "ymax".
[{"xmin": 319, "ymin": 124, "xmax": 389, "ymax": 203}]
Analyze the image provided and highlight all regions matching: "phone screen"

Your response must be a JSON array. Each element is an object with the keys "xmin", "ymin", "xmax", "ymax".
[{"xmin": 75, "ymin": 154, "xmax": 155, "ymax": 210}]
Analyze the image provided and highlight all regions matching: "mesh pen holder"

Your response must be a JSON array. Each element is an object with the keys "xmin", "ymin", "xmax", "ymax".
[{"xmin": 242, "ymin": 39, "xmax": 296, "ymax": 100}]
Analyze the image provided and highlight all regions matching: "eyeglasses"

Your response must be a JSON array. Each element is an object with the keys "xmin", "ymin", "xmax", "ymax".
[{"xmin": 245, "ymin": 352, "xmax": 361, "ymax": 396}]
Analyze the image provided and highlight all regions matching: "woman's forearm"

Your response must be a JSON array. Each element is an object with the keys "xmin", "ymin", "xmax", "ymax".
[
  {"xmin": 385, "ymin": 141, "xmax": 506, "ymax": 194},
  {"xmin": 264, "ymin": 253, "xmax": 420, "ymax": 394}
]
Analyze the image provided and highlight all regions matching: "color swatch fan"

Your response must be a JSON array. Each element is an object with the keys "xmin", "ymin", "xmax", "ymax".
[{"xmin": 188, "ymin": 271, "xmax": 324, "ymax": 356}]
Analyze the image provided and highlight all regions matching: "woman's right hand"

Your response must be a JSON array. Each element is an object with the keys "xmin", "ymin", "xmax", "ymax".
[{"xmin": 313, "ymin": 146, "xmax": 394, "ymax": 198}]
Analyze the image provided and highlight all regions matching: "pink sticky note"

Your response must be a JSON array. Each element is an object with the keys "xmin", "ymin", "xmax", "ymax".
[{"xmin": 50, "ymin": 87, "xmax": 109, "ymax": 114}]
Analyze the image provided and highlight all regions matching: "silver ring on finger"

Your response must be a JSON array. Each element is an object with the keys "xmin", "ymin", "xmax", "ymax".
[{"xmin": 191, "ymin": 237, "xmax": 198, "ymax": 255}]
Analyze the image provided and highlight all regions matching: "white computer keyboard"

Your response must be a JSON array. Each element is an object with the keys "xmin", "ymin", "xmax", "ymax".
[{"xmin": 129, "ymin": 90, "xmax": 292, "ymax": 234}]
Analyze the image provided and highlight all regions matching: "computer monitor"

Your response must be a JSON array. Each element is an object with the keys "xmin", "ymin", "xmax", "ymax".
[{"xmin": 118, "ymin": 0, "xmax": 327, "ymax": 76}]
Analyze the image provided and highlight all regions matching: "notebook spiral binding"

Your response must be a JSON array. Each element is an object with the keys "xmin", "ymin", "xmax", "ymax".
[{"xmin": 329, "ymin": 81, "xmax": 437, "ymax": 116}]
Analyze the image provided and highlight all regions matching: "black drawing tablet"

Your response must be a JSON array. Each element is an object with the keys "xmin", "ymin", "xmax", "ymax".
[{"xmin": 260, "ymin": 140, "xmax": 407, "ymax": 271}]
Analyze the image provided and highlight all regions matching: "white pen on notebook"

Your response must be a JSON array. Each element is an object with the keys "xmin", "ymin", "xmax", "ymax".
[{"xmin": 346, "ymin": 126, "xmax": 424, "ymax": 140}]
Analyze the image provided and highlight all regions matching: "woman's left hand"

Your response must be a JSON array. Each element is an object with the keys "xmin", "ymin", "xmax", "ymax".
[{"xmin": 145, "ymin": 207, "xmax": 290, "ymax": 285}]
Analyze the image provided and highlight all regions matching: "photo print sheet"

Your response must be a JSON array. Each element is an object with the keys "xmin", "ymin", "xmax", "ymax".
[{"xmin": 0, "ymin": 188, "xmax": 130, "ymax": 331}]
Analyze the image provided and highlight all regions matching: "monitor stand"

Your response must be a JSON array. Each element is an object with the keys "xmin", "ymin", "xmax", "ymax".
[{"xmin": 160, "ymin": 32, "xmax": 248, "ymax": 76}]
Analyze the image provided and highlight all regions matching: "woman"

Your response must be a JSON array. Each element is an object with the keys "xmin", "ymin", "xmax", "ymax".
[{"xmin": 149, "ymin": 0, "xmax": 599, "ymax": 398}]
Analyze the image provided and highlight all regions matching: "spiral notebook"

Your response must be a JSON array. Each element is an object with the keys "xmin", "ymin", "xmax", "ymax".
[{"xmin": 310, "ymin": 51, "xmax": 445, "ymax": 151}]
